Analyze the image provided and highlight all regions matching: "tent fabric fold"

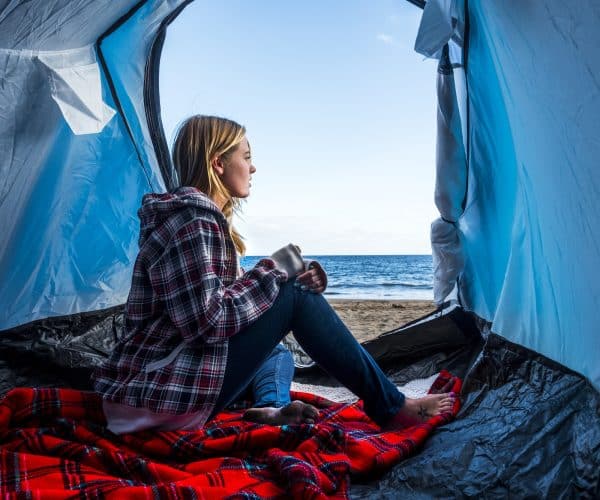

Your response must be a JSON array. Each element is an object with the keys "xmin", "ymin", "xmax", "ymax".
[
  {"xmin": 38, "ymin": 46, "xmax": 116, "ymax": 135},
  {"xmin": 430, "ymin": 42, "xmax": 467, "ymax": 304},
  {"xmin": 418, "ymin": 0, "xmax": 469, "ymax": 305},
  {"xmin": 430, "ymin": 218, "xmax": 464, "ymax": 304}
]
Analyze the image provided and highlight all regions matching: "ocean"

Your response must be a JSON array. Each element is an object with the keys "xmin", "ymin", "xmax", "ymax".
[{"xmin": 241, "ymin": 255, "xmax": 433, "ymax": 301}]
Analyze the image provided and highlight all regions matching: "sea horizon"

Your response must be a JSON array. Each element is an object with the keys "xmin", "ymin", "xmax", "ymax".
[
  {"xmin": 241, "ymin": 254, "xmax": 434, "ymax": 301},
  {"xmin": 245, "ymin": 253, "xmax": 433, "ymax": 257}
]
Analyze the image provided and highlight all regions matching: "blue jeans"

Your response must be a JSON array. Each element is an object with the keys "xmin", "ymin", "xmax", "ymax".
[
  {"xmin": 237, "ymin": 343, "xmax": 294, "ymax": 408},
  {"xmin": 212, "ymin": 280, "xmax": 404, "ymax": 426}
]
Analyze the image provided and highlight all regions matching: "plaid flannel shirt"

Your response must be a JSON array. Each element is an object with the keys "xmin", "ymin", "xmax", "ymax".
[{"xmin": 93, "ymin": 187, "xmax": 286, "ymax": 422}]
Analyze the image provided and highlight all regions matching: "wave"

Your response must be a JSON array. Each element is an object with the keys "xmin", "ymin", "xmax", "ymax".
[
  {"xmin": 327, "ymin": 282, "xmax": 432, "ymax": 290},
  {"xmin": 380, "ymin": 282, "xmax": 431, "ymax": 289}
]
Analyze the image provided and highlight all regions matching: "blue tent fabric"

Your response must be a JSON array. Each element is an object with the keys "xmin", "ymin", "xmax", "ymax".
[
  {"xmin": 0, "ymin": 0, "xmax": 181, "ymax": 331},
  {"xmin": 415, "ymin": 0, "xmax": 600, "ymax": 391},
  {"xmin": 456, "ymin": 0, "xmax": 600, "ymax": 391}
]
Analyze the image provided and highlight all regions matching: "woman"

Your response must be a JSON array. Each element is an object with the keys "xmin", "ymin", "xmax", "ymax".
[{"xmin": 92, "ymin": 115, "xmax": 455, "ymax": 434}]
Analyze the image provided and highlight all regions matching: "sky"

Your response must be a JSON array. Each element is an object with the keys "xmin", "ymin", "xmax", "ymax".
[{"xmin": 160, "ymin": 0, "xmax": 438, "ymax": 256}]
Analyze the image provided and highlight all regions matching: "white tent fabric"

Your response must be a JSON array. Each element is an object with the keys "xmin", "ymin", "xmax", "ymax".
[
  {"xmin": 416, "ymin": 5, "xmax": 468, "ymax": 305},
  {"xmin": 414, "ymin": 0, "xmax": 464, "ymax": 62},
  {"xmin": 37, "ymin": 46, "xmax": 116, "ymax": 135}
]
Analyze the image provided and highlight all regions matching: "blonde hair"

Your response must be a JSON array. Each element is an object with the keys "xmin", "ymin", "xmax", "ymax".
[{"xmin": 172, "ymin": 115, "xmax": 247, "ymax": 255}]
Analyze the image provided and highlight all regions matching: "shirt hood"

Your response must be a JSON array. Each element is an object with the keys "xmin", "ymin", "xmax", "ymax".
[{"xmin": 137, "ymin": 187, "xmax": 223, "ymax": 246}]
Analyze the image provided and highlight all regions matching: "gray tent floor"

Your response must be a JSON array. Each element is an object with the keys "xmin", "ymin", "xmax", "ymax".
[
  {"xmin": 292, "ymin": 336, "xmax": 600, "ymax": 499},
  {"xmin": 348, "ymin": 336, "xmax": 600, "ymax": 498}
]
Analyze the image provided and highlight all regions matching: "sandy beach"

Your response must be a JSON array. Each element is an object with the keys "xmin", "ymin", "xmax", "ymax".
[{"xmin": 327, "ymin": 299, "xmax": 436, "ymax": 344}]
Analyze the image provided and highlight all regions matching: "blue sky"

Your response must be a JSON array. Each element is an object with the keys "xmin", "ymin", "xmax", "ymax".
[{"xmin": 160, "ymin": 0, "xmax": 437, "ymax": 255}]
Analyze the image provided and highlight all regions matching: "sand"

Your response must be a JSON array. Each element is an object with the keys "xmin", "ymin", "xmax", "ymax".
[{"xmin": 327, "ymin": 299, "xmax": 436, "ymax": 343}]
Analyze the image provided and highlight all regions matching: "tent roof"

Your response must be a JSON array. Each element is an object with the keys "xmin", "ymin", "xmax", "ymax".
[{"xmin": 0, "ymin": 1, "xmax": 139, "ymax": 50}]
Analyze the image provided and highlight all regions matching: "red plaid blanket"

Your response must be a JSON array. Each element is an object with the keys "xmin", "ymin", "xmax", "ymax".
[{"xmin": 0, "ymin": 371, "xmax": 460, "ymax": 499}]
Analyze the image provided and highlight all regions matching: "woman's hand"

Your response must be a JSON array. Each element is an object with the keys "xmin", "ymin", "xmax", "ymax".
[{"xmin": 295, "ymin": 261, "xmax": 328, "ymax": 294}]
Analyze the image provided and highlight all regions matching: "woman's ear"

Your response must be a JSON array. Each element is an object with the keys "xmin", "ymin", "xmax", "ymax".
[{"xmin": 211, "ymin": 155, "xmax": 225, "ymax": 176}]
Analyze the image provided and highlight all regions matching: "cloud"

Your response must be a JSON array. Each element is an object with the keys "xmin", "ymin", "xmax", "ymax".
[{"xmin": 376, "ymin": 33, "xmax": 395, "ymax": 45}]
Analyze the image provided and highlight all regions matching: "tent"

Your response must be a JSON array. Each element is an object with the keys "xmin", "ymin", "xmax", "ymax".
[{"xmin": 1, "ymin": 0, "xmax": 599, "ymax": 497}]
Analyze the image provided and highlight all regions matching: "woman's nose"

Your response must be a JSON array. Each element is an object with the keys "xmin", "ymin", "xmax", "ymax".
[{"xmin": 250, "ymin": 164, "xmax": 257, "ymax": 174}]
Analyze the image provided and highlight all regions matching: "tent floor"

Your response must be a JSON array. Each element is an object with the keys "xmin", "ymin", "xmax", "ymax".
[{"xmin": 348, "ymin": 336, "xmax": 600, "ymax": 498}]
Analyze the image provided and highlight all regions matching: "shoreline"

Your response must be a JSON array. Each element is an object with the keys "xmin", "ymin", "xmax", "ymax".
[
  {"xmin": 326, "ymin": 298, "xmax": 436, "ymax": 343},
  {"xmin": 325, "ymin": 297, "xmax": 433, "ymax": 302}
]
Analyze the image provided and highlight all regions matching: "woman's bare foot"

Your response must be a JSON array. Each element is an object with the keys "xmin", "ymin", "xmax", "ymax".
[
  {"xmin": 385, "ymin": 393, "xmax": 456, "ymax": 430},
  {"xmin": 243, "ymin": 400, "xmax": 320, "ymax": 425}
]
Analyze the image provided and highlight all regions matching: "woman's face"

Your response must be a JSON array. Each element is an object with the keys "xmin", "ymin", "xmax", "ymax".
[{"xmin": 218, "ymin": 137, "xmax": 256, "ymax": 199}]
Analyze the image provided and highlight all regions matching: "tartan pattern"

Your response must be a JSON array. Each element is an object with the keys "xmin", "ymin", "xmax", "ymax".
[
  {"xmin": 93, "ymin": 187, "xmax": 286, "ymax": 420},
  {"xmin": 0, "ymin": 372, "xmax": 461, "ymax": 499}
]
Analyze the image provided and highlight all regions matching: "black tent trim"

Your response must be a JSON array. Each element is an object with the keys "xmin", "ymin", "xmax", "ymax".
[
  {"xmin": 94, "ymin": 0, "xmax": 155, "ymax": 188},
  {"xmin": 144, "ymin": 0, "xmax": 195, "ymax": 192},
  {"xmin": 405, "ymin": 0, "xmax": 425, "ymax": 9}
]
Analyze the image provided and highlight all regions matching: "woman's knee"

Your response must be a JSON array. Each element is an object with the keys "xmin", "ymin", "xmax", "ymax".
[{"xmin": 273, "ymin": 279, "xmax": 333, "ymax": 329}]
